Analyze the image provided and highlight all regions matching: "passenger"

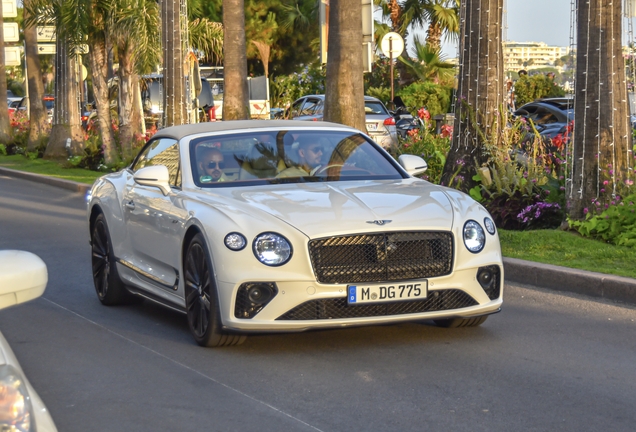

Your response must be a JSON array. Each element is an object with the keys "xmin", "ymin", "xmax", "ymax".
[
  {"xmin": 277, "ymin": 136, "xmax": 324, "ymax": 177},
  {"xmin": 198, "ymin": 147, "xmax": 227, "ymax": 183}
]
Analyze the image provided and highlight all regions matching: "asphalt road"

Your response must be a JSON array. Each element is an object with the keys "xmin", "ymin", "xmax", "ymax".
[{"xmin": 1, "ymin": 175, "xmax": 636, "ymax": 432}]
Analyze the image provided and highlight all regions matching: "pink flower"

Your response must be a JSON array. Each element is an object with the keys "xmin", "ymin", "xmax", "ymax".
[
  {"xmin": 603, "ymin": 180, "xmax": 609, "ymax": 185},
  {"xmin": 583, "ymin": 208, "xmax": 589, "ymax": 214}
]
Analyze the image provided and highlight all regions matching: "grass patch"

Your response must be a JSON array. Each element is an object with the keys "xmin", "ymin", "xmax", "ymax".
[
  {"xmin": 499, "ymin": 229, "xmax": 636, "ymax": 279},
  {"xmin": 0, "ymin": 154, "xmax": 104, "ymax": 185}
]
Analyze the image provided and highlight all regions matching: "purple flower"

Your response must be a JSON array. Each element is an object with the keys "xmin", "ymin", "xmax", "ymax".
[
  {"xmin": 601, "ymin": 188, "xmax": 605, "ymax": 193},
  {"xmin": 584, "ymin": 208, "xmax": 589, "ymax": 214}
]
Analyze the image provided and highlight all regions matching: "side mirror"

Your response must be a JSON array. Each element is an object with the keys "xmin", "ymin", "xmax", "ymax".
[
  {"xmin": 0, "ymin": 250, "xmax": 48, "ymax": 310},
  {"xmin": 398, "ymin": 154, "xmax": 428, "ymax": 177},
  {"xmin": 133, "ymin": 165, "xmax": 172, "ymax": 195}
]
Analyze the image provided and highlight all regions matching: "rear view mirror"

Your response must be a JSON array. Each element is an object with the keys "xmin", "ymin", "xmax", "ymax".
[
  {"xmin": 0, "ymin": 250, "xmax": 48, "ymax": 310},
  {"xmin": 398, "ymin": 154, "xmax": 428, "ymax": 177},
  {"xmin": 133, "ymin": 165, "xmax": 171, "ymax": 195}
]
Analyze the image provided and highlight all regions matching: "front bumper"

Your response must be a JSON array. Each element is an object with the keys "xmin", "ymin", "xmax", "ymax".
[{"xmin": 218, "ymin": 266, "xmax": 503, "ymax": 332}]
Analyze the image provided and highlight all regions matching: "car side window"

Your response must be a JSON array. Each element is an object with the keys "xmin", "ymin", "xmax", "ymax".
[
  {"xmin": 290, "ymin": 99, "xmax": 304, "ymax": 118},
  {"xmin": 131, "ymin": 138, "xmax": 181, "ymax": 188},
  {"xmin": 532, "ymin": 107, "xmax": 558, "ymax": 124},
  {"xmin": 300, "ymin": 99, "xmax": 319, "ymax": 116}
]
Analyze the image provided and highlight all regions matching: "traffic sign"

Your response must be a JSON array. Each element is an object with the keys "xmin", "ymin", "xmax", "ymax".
[
  {"xmin": 37, "ymin": 44, "xmax": 56, "ymax": 55},
  {"xmin": 3, "ymin": 22, "xmax": 19, "ymax": 42},
  {"xmin": 381, "ymin": 32, "xmax": 404, "ymax": 59},
  {"xmin": 36, "ymin": 26, "xmax": 56, "ymax": 43},
  {"xmin": 2, "ymin": 0, "xmax": 17, "ymax": 18},
  {"xmin": 4, "ymin": 46, "xmax": 21, "ymax": 66}
]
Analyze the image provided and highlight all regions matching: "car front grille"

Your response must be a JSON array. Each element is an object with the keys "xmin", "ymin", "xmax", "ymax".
[
  {"xmin": 308, "ymin": 231, "xmax": 453, "ymax": 284},
  {"xmin": 276, "ymin": 289, "xmax": 477, "ymax": 320}
]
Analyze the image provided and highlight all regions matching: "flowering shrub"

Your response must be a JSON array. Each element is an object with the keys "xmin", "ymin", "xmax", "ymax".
[
  {"xmin": 471, "ymin": 117, "xmax": 567, "ymax": 230},
  {"xmin": 568, "ymin": 193, "xmax": 636, "ymax": 247},
  {"xmin": 389, "ymin": 121, "xmax": 451, "ymax": 184}
]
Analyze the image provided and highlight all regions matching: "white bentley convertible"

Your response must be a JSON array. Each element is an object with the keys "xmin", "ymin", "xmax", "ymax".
[{"xmin": 87, "ymin": 120, "xmax": 503, "ymax": 347}]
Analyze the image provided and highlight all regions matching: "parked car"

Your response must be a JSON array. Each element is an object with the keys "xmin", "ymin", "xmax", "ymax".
[
  {"xmin": 87, "ymin": 120, "xmax": 503, "ymax": 348},
  {"xmin": 139, "ymin": 74, "xmax": 214, "ymax": 127},
  {"xmin": 9, "ymin": 96, "xmax": 55, "ymax": 124},
  {"xmin": 0, "ymin": 250, "xmax": 58, "ymax": 431},
  {"xmin": 514, "ymin": 97, "xmax": 574, "ymax": 141},
  {"xmin": 287, "ymin": 95, "xmax": 398, "ymax": 148}
]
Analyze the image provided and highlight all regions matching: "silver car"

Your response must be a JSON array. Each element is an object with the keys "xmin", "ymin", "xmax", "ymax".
[
  {"xmin": 288, "ymin": 95, "xmax": 398, "ymax": 148},
  {"xmin": 87, "ymin": 120, "xmax": 503, "ymax": 348}
]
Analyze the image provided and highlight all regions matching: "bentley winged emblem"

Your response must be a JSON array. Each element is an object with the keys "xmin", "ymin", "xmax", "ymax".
[{"xmin": 366, "ymin": 220, "xmax": 392, "ymax": 226}]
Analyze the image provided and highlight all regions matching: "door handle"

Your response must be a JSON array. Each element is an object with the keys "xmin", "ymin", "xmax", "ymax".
[{"xmin": 125, "ymin": 200, "xmax": 135, "ymax": 210}]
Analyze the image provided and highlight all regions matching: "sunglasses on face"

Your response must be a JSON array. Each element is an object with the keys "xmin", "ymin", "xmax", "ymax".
[
  {"xmin": 306, "ymin": 146, "xmax": 323, "ymax": 154},
  {"xmin": 207, "ymin": 161, "xmax": 226, "ymax": 169}
]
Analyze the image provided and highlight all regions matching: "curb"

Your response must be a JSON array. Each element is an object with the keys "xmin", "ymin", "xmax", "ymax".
[
  {"xmin": 504, "ymin": 257, "xmax": 636, "ymax": 305},
  {"xmin": 2, "ymin": 166, "xmax": 636, "ymax": 306},
  {"xmin": 0, "ymin": 166, "xmax": 93, "ymax": 195}
]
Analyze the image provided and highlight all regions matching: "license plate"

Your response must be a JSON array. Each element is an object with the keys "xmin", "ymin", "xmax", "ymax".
[
  {"xmin": 366, "ymin": 123, "xmax": 378, "ymax": 131},
  {"xmin": 347, "ymin": 280, "xmax": 428, "ymax": 305}
]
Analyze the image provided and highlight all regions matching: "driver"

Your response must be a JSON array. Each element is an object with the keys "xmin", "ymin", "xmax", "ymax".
[
  {"xmin": 198, "ymin": 147, "xmax": 227, "ymax": 183},
  {"xmin": 277, "ymin": 136, "xmax": 324, "ymax": 177}
]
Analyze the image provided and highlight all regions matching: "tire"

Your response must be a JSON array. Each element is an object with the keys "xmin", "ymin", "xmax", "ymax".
[
  {"xmin": 433, "ymin": 315, "xmax": 488, "ymax": 328},
  {"xmin": 91, "ymin": 213, "xmax": 132, "ymax": 305},
  {"xmin": 184, "ymin": 233, "xmax": 246, "ymax": 347}
]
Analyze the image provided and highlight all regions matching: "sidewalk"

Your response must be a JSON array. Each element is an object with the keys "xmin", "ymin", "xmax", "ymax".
[{"xmin": 2, "ymin": 165, "xmax": 636, "ymax": 306}]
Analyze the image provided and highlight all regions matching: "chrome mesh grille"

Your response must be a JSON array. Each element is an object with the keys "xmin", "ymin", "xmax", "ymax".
[
  {"xmin": 308, "ymin": 232, "xmax": 453, "ymax": 284},
  {"xmin": 277, "ymin": 289, "xmax": 477, "ymax": 320}
]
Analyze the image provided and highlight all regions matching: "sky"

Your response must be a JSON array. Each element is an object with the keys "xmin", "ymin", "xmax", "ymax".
[{"xmin": 400, "ymin": 0, "xmax": 574, "ymax": 58}]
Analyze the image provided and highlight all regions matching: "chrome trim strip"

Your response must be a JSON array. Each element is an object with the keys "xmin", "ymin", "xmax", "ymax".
[{"xmin": 117, "ymin": 258, "xmax": 179, "ymax": 290}]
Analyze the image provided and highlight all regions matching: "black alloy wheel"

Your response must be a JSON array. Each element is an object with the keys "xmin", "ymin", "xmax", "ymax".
[
  {"xmin": 184, "ymin": 233, "xmax": 246, "ymax": 347},
  {"xmin": 91, "ymin": 213, "xmax": 131, "ymax": 305}
]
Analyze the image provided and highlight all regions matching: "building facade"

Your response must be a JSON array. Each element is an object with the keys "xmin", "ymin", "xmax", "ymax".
[{"xmin": 504, "ymin": 41, "xmax": 570, "ymax": 72}]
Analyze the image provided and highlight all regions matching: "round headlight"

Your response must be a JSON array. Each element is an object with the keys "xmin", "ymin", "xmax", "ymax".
[
  {"xmin": 224, "ymin": 232, "xmax": 247, "ymax": 251},
  {"xmin": 463, "ymin": 220, "xmax": 485, "ymax": 253},
  {"xmin": 484, "ymin": 217, "xmax": 496, "ymax": 235},
  {"xmin": 253, "ymin": 232, "xmax": 292, "ymax": 266}
]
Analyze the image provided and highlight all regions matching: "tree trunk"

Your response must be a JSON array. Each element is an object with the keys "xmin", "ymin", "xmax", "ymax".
[
  {"xmin": 323, "ymin": 0, "xmax": 366, "ymax": 132},
  {"xmin": 426, "ymin": 22, "xmax": 443, "ymax": 51},
  {"xmin": 45, "ymin": 38, "xmax": 84, "ymax": 160},
  {"xmin": 223, "ymin": 0, "xmax": 249, "ymax": 120},
  {"xmin": 162, "ymin": 0, "xmax": 186, "ymax": 126},
  {"xmin": 440, "ymin": 0, "xmax": 504, "ymax": 191},
  {"xmin": 118, "ymin": 42, "xmax": 136, "ymax": 160},
  {"xmin": 569, "ymin": 0, "xmax": 631, "ymax": 219},
  {"xmin": 0, "ymin": 11, "xmax": 11, "ymax": 144},
  {"xmin": 24, "ymin": 2, "xmax": 49, "ymax": 151},
  {"xmin": 88, "ymin": 38, "xmax": 117, "ymax": 165}
]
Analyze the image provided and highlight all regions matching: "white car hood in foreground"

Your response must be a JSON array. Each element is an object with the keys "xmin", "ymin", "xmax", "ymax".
[{"xmin": 215, "ymin": 179, "xmax": 454, "ymax": 237}]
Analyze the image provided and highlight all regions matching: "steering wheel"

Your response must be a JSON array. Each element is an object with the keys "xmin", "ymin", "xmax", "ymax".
[{"xmin": 314, "ymin": 164, "xmax": 344, "ymax": 176}]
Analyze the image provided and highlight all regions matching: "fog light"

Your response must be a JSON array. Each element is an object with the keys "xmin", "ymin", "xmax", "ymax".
[
  {"xmin": 248, "ymin": 284, "xmax": 273, "ymax": 304},
  {"xmin": 477, "ymin": 266, "xmax": 501, "ymax": 300},
  {"xmin": 235, "ymin": 282, "xmax": 278, "ymax": 319}
]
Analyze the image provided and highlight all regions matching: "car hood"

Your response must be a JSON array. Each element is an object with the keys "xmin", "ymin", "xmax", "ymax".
[{"xmin": 215, "ymin": 179, "xmax": 454, "ymax": 238}]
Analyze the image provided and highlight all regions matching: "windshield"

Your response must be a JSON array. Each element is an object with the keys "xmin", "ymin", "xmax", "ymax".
[
  {"xmin": 364, "ymin": 101, "xmax": 389, "ymax": 115},
  {"xmin": 190, "ymin": 130, "xmax": 404, "ymax": 187}
]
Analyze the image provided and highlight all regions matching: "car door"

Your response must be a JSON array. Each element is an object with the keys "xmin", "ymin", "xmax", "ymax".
[{"xmin": 122, "ymin": 138, "xmax": 188, "ymax": 292}]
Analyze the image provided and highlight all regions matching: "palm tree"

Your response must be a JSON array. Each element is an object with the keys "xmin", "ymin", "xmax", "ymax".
[
  {"xmin": 439, "ymin": 0, "xmax": 504, "ymax": 191},
  {"xmin": 0, "ymin": 11, "xmax": 11, "ymax": 144},
  {"xmin": 324, "ymin": 0, "xmax": 366, "ymax": 131},
  {"xmin": 400, "ymin": 35, "xmax": 456, "ymax": 83},
  {"xmin": 569, "ymin": 0, "xmax": 631, "ymax": 219},
  {"xmin": 223, "ymin": 0, "xmax": 249, "ymax": 119},
  {"xmin": 111, "ymin": 0, "xmax": 160, "ymax": 155},
  {"xmin": 25, "ymin": 0, "xmax": 85, "ymax": 160},
  {"xmin": 24, "ymin": 0, "xmax": 49, "ymax": 151},
  {"xmin": 162, "ymin": 0, "xmax": 187, "ymax": 126}
]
